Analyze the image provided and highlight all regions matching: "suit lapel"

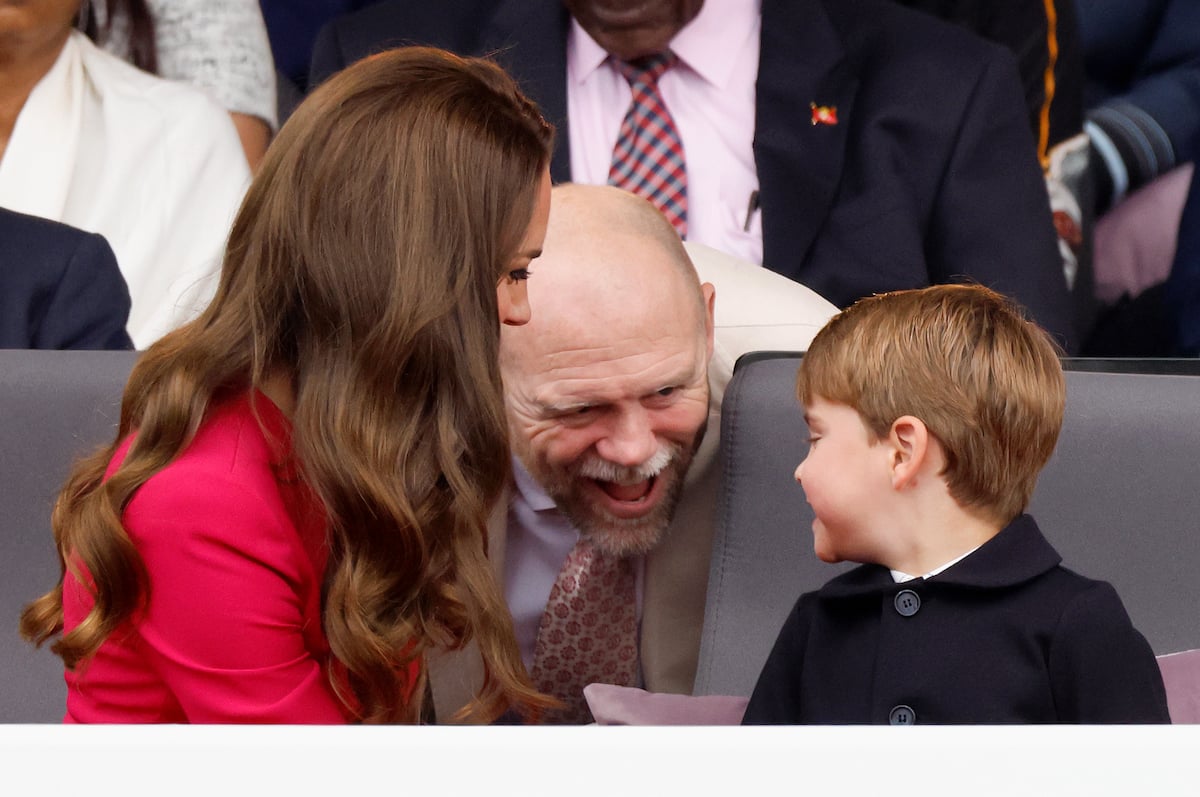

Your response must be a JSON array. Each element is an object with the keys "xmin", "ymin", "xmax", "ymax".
[
  {"xmin": 428, "ymin": 491, "xmax": 511, "ymax": 723},
  {"xmin": 482, "ymin": 0, "xmax": 573, "ymax": 181},
  {"xmin": 755, "ymin": 0, "xmax": 858, "ymax": 281}
]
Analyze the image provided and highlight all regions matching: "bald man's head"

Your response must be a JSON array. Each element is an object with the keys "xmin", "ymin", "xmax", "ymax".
[
  {"xmin": 501, "ymin": 184, "xmax": 715, "ymax": 556},
  {"xmin": 505, "ymin": 184, "xmax": 707, "ymax": 351}
]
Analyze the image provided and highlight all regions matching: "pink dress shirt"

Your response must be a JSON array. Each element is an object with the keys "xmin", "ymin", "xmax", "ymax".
[{"xmin": 566, "ymin": 0, "xmax": 763, "ymax": 263}]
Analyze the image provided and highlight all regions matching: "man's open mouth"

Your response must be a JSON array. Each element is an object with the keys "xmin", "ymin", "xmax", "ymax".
[{"xmin": 594, "ymin": 475, "xmax": 656, "ymax": 503}]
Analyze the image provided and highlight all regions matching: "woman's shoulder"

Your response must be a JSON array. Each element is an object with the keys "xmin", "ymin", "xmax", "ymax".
[
  {"xmin": 110, "ymin": 392, "xmax": 322, "ymax": 590},
  {"xmin": 75, "ymin": 32, "xmax": 249, "ymax": 166},
  {"xmin": 118, "ymin": 394, "xmax": 293, "ymax": 524}
]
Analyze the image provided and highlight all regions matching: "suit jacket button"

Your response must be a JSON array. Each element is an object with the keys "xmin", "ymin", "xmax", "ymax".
[
  {"xmin": 889, "ymin": 705, "xmax": 916, "ymax": 725},
  {"xmin": 894, "ymin": 589, "xmax": 921, "ymax": 617}
]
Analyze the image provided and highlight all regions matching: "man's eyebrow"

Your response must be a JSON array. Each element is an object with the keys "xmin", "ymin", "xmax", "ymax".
[{"xmin": 536, "ymin": 398, "xmax": 593, "ymax": 416}]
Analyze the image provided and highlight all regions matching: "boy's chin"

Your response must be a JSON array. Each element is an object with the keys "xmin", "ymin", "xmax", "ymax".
[
  {"xmin": 811, "ymin": 519, "xmax": 844, "ymax": 563},
  {"xmin": 811, "ymin": 533, "xmax": 845, "ymax": 563},
  {"xmin": 813, "ymin": 547, "xmax": 844, "ymax": 564}
]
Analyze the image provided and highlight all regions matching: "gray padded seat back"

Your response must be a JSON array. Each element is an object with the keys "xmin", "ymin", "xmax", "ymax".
[
  {"xmin": 694, "ymin": 354, "xmax": 828, "ymax": 697},
  {"xmin": 1027, "ymin": 369, "xmax": 1200, "ymax": 656},
  {"xmin": 695, "ymin": 353, "xmax": 1200, "ymax": 698},
  {"xmin": 0, "ymin": 349, "xmax": 138, "ymax": 721}
]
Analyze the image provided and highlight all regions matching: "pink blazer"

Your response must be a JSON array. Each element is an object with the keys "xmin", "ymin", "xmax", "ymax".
[{"xmin": 63, "ymin": 393, "xmax": 350, "ymax": 723}]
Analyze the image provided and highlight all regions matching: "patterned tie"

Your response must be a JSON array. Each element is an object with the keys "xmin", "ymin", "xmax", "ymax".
[
  {"xmin": 608, "ymin": 52, "xmax": 688, "ymax": 237},
  {"xmin": 529, "ymin": 537, "xmax": 639, "ymax": 724}
]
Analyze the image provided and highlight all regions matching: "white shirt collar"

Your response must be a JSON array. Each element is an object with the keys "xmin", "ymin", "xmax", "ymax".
[{"xmin": 891, "ymin": 545, "xmax": 982, "ymax": 584}]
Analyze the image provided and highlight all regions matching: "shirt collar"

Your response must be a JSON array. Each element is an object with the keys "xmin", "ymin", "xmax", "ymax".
[
  {"xmin": 891, "ymin": 545, "xmax": 981, "ymax": 583},
  {"xmin": 820, "ymin": 515, "xmax": 1064, "ymax": 598},
  {"xmin": 567, "ymin": 16, "xmax": 610, "ymax": 85},
  {"xmin": 670, "ymin": 0, "xmax": 760, "ymax": 89},
  {"xmin": 510, "ymin": 455, "xmax": 560, "ymax": 513},
  {"xmin": 567, "ymin": 0, "xmax": 761, "ymax": 90}
]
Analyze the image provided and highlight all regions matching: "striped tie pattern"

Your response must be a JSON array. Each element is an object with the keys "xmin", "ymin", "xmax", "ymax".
[{"xmin": 608, "ymin": 52, "xmax": 688, "ymax": 237}]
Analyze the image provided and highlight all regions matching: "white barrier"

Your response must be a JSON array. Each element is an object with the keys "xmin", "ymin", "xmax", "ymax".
[{"xmin": 0, "ymin": 724, "xmax": 1196, "ymax": 796}]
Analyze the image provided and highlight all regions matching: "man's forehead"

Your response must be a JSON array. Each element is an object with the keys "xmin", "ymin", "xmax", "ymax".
[
  {"xmin": 514, "ymin": 252, "xmax": 702, "ymax": 356},
  {"xmin": 522, "ymin": 333, "xmax": 707, "ymax": 406},
  {"xmin": 540, "ymin": 238, "xmax": 678, "ymax": 293}
]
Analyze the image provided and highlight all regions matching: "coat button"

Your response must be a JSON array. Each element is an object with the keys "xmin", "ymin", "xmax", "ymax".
[
  {"xmin": 889, "ymin": 705, "xmax": 916, "ymax": 725},
  {"xmin": 894, "ymin": 589, "xmax": 921, "ymax": 617}
]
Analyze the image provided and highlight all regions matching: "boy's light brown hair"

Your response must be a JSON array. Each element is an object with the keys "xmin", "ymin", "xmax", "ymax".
[{"xmin": 797, "ymin": 284, "xmax": 1065, "ymax": 525}]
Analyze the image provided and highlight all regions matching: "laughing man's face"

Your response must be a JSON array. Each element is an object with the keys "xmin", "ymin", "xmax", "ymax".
[{"xmin": 504, "ymin": 300, "xmax": 710, "ymax": 556}]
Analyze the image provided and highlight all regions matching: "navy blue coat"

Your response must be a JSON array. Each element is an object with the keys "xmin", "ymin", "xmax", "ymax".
[
  {"xmin": 0, "ymin": 208, "xmax": 133, "ymax": 350},
  {"xmin": 742, "ymin": 515, "xmax": 1171, "ymax": 724},
  {"xmin": 310, "ymin": 0, "xmax": 1080, "ymax": 351}
]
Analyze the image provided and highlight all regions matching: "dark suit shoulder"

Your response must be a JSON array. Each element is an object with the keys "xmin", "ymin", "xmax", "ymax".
[
  {"xmin": 0, "ymin": 206, "xmax": 98, "ymax": 266},
  {"xmin": 0, "ymin": 208, "xmax": 132, "ymax": 350},
  {"xmin": 820, "ymin": 0, "xmax": 1018, "ymax": 83},
  {"xmin": 310, "ymin": 0, "xmax": 500, "ymax": 87}
]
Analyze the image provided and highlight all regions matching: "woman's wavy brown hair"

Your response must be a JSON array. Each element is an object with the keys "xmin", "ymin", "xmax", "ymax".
[{"xmin": 20, "ymin": 46, "xmax": 555, "ymax": 724}]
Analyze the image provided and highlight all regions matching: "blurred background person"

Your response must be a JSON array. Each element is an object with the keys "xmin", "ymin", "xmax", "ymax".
[
  {"xmin": 1076, "ymin": 0, "xmax": 1200, "ymax": 356},
  {"xmin": 258, "ymin": 0, "xmax": 375, "ymax": 121},
  {"xmin": 86, "ymin": 0, "xmax": 277, "ymax": 170},
  {"xmin": 0, "ymin": 0, "xmax": 250, "ymax": 348},
  {"xmin": 0, "ymin": 206, "xmax": 132, "ymax": 350},
  {"xmin": 21, "ymin": 46, "xmax": 556, "ymax": 725},
  {"xmin": 310, "ymin": 0, "xmax": 1081, "ymax": 351},
  {"xmin": 894, "ymin": 0, "xmax": 1095, "ymax": 342}
]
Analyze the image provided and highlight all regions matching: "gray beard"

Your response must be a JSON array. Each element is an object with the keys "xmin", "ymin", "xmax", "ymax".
[
  {"xmin": 520, "ymin": 426, "xmax": 706, "ymax": 558},
  {"xmin": 558, "ymin": 463, "xmax": 689, "ymax": 557}
]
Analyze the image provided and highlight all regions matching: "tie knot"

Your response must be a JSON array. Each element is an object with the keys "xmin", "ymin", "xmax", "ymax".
[{"xmin": 614, "ymin": 51, "xmax": 678, "ymax": 86}]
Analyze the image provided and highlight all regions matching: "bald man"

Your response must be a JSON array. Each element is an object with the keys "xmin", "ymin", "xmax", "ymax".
[{"xmin": 429, "ymin": 185, "xmax": 837, "ymax": 722}]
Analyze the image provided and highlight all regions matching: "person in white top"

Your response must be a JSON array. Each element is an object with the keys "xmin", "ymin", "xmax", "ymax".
[
  {"xmin": 89, "ymin": 0, "xmax": 278, "ymax": 170},
  {"xmin": 0, "ymin": 1, "xmax": 250, "ymax": 349}
]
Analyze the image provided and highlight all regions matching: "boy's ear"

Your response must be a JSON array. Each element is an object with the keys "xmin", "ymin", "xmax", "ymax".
[{"xmin": 887, "ymin": 415, "xmax": 930, "ymax": 490}]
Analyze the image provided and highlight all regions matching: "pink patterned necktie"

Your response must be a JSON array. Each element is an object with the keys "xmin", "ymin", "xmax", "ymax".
[
  {"xmin": 529, "ymin": 537, "xmax": 639, "ymax": 724},
  {"xmin": 608, "ymin": 51, "xmax": 688, "ymax": 237}
]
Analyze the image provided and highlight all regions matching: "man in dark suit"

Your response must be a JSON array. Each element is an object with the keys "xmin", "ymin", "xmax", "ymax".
[
  {"xmin": 312, "ymin": 0, "xmax": 1082, "ymax": 350},
  {"xmin": 0, "ymin": 208, "xmax": 133, "ymax": 350}
]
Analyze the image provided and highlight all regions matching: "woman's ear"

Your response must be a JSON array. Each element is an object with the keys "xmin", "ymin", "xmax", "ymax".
[{"xmin": 887, "ymin": 415, "xmax": 930, "ymax": 490}]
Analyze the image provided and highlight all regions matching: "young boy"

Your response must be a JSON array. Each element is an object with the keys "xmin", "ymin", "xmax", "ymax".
[{"xmin": 742, "ymin": 285, "xmax": 1170, "ymax": 724}]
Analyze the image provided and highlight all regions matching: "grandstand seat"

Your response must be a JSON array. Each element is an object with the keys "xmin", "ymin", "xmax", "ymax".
[{"xmin": 0, "ymin": 349, "xmax": 138, "ymax": 722}]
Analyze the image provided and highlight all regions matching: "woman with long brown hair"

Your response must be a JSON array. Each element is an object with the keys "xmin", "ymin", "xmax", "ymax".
[{"xmin": 20, "ymin": 45, "xmax": 555, "ymax": 724}]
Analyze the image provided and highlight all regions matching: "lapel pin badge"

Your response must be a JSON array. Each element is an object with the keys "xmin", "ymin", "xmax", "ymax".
[{"xmin": 810, "ymin": 103, "xmax": 838, "ymax": 126}]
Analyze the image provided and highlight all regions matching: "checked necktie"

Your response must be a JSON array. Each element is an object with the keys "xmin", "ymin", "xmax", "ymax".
[
  {"xmin": 529, "ymin": 537, "xmax": 639, "ymax": 724},
  {"xmin": 608, "ymin": 52, "xmax": 688, "ymax": 237}
]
